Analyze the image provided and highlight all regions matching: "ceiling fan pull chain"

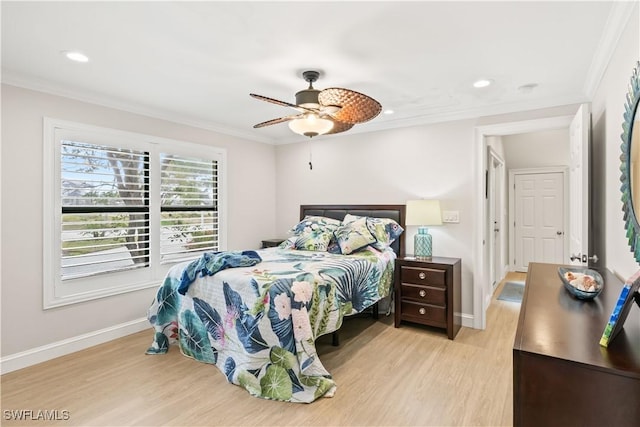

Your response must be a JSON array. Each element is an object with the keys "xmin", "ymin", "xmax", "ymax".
[{"xmin": 309, "ymin": 139, "xmax": 313, "ymax": 170}]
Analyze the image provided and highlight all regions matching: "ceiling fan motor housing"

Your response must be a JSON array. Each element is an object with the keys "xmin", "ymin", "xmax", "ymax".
[
  {"xmin": 295, "ymin": 89, "xmax": 321, "ymax": 109},
  {"xmin": 295, "ymin": 70, "xmax": 322, "ymax": 108}
]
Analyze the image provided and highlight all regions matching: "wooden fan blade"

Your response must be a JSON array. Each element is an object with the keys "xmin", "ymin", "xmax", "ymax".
[
  {"xmin": 318, "ymin": 88, "xmax": 382, "ymax": 124},
  {"xmin": 253, "ymin": 114, "xmax": 300, "ymax": 128},
  {"xmin": 250, "ymin": 93, "xmax": 314, "ymax": 113},
  {"xmin": 325, "ymin": 119, "xmax": 354, "ymax": 135}
]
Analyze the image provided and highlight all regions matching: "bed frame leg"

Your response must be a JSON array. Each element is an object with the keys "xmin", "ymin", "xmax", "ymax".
[{"xmin": 331, "ymin": 301, "xmax": 380, "ymax": 347}]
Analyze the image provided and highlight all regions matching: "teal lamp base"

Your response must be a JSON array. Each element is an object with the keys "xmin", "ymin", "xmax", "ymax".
[{"xmin": 414, "ymin": 226, "xmax": 433, "ymax": 260}]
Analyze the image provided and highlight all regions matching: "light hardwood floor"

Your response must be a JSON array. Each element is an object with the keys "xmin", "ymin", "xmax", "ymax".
[{"xmin": 1, "ymin": 272, "xmax": 527, "ymax": 426}]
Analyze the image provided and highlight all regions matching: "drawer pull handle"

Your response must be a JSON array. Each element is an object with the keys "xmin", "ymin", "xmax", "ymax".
[
  {"xmin": 419, "ymin": 290, "xmax": 427, "ymax": 297},
  {"xmin": 419, "ymin": 307, "xmax": 426, "ymax": 315},
  {"xmin": 418, "ymin": 272, "xmax": 426, "ymax": 280}
]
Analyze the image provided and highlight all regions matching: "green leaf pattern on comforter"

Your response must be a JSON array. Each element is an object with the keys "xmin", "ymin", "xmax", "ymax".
[{"xmin": 146, "ymin": 246, "xmax": 395, "ymax": 403}]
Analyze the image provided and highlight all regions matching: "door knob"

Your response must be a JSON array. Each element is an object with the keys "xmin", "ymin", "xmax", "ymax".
[{"xmin": 570, "ymin": 253, "xmax": 599, "ymax": 263}]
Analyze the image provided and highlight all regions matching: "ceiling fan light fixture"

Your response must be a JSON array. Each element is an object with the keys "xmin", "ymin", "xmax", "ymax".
[{"xmin": 288, "ymin": 114, "xmax": 334, "ymax": 138}]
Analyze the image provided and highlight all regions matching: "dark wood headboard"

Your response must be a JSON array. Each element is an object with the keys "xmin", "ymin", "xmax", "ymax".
[{"xmin": 300, "ymin": 204, "xmax": 406, "ymax": 258}]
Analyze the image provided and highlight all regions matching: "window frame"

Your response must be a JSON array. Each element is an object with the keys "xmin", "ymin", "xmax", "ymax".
[{"xmin": 43, "ymin": 118, "xmax": 227, "ymax": 309}]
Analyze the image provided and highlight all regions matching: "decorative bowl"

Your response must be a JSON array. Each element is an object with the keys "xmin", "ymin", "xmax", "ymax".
[{"xmin": 557, "ymin": 267, "xmax": 604, "ymax": 300}]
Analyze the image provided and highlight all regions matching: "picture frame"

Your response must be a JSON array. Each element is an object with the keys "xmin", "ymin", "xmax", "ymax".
[{"xmin": 599, "ymin": 269, "xmax": 640, "ymax": 347}]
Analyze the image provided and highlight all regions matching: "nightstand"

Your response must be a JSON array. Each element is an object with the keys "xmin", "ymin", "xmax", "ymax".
[
  {"xmin": 394, "ymin": 256, "xmax": 462, "ymax": 339},
  {"xmin": 261, "ymin": 238, "xmax": 286, "ymax": 248}
]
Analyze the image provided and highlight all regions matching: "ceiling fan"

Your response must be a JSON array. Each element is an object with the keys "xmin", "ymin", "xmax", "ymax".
[{"xmin": 250, "ymin": 70, "xmax": 382, "ymax": 138}]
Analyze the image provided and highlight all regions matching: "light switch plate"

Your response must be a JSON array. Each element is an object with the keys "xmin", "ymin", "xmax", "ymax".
[{"xmin": 442, "ymin": 210, "xmax": 460, "ymax": 223}]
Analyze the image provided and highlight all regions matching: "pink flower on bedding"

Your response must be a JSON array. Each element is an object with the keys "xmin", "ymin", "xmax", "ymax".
[
  {"xmin": 164, "ymin": 321, "xmax": 178, "ymax": 340},
  {"xmin": 273, "ymin": 293, "xmax": 291, "ymax": 320},
  {"xmin": 291, "ymin": 306, "xmax": 313, "ymax": 341},
  {"xmin": 291, "ymin": 280, "xmax": 313, "ymax": 303},
  {"xmin": 225, "ymin": 307, "xmax": 239, "ymax": 329}
]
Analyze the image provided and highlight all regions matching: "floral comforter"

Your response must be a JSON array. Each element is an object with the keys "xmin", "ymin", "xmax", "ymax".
[{"xmin": 146, "ymin": 246, "xmax": 396, "ymax": 403}]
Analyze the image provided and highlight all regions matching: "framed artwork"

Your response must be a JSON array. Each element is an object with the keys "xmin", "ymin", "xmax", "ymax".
[{"xmin": 600, "ymin": 269, "xmax": 640, "ymax": 347}]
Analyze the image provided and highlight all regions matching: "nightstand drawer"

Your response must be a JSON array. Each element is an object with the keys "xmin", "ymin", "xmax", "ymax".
[
  {"xmin": 400, "ymin": 266, "xmax": 446, "ymax": 286},
  {"xmin": 400, "ymin": 301, "xmax": 446, "ymax": 325},
  {"xmin": 401, "ymin": 283, "xmax": 445, "ymax": 306}
]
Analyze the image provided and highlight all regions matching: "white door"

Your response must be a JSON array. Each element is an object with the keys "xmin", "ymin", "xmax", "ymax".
[
  {"xmin": 488, "ymin": 149, "xmax": 504, "ymax": 292},
  {"xmin": 514, "ymin": 172, "xmax": 565, "ymax": 271},
  {"xmin": 569, "ymin": 104, "xmax": 591, "ymax": 265},
  {"xmin": 493, "ymin": 163, "xmax": 503, "ymax": 288}
]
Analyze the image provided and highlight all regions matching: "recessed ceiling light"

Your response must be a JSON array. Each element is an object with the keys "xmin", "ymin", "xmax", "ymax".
[
  {"xmin": 473, "ymin": 79, "xmax": 492, "ymax": 88},
  {"xmin": 61, "ymin": 50, "xmax": 89, "ymax": 63},
  {"xmin": 384, "ymin": 109, "xmax": 395, "ymax": 115}
]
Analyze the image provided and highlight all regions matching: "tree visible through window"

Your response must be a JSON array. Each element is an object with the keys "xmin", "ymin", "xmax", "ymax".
[
  {"xmin": 44, "ymin": 118, "xmax": 226, "ymax": 308},
  {"xmin": 61, "ymin": 141, "xmax": 149, "ymax": 279}
]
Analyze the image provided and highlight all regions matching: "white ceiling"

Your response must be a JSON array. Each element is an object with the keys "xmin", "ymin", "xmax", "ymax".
[{"xmin": 1, "ymin": 1, "xmax": 632, "ymax": 144}]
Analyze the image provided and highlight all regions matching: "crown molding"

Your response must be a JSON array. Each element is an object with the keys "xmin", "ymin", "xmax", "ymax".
[
  {"xmin": 583, "ymin": 1, "xmax": 638, "ymax": 98},
  {"xmin": 1, "ymin": 71, "xmax": 277, "ymax": 145},
  {"xmin": 2, "ymin": 71, "xmax": 591, "ymax": 147}
]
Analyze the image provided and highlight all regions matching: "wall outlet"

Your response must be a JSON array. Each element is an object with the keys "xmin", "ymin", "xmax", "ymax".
[{"xmin": 442, "ymin": 210, "xmax": 460, "ymax": 223}]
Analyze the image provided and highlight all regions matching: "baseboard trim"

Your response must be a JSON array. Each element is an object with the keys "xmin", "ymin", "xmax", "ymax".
[
  {"xmin": 0, "ymin": 317, "xmax": 149, "ymax": 374},
  {"xmin": 460, "ymin": 313, "xmax": 475, "ymax": 329}
]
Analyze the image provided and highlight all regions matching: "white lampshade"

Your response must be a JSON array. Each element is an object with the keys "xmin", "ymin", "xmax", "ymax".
[
  {"xmin": 406, "ymin": 200, "xmax": 443, "ymax": 226},
  {"xmin": 406, "ymin": 200, "xmax": 442, "ymax": 259},
  {"xmin": 288, "ymin": 114, "xmax": 334, "ymax": 138}
]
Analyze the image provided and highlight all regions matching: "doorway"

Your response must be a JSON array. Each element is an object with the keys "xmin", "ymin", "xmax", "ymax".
[{"xmin": 473, "ymin": 114, "xmax": 577, "ymax": 330}]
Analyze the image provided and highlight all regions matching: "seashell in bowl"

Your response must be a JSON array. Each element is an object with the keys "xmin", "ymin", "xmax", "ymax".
[{"xmin": 557, "ymin": 266, "xmax": 604, "ymax": 300}]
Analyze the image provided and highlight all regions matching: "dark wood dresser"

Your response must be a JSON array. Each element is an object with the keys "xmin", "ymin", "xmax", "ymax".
[{"xmin": 513, "ymin": 262, "xmax": 640, "ymax": 427}]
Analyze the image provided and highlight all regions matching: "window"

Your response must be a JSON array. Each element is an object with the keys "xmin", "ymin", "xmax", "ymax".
[
  {"xmin": 43, "ymin": 119, "xmax": 226, "ymax": 308},
  {"xmin": 160, "ymin": 154, "xmax": 219, "ymax": 263},
  {"xmin": 61, "ymin": 142, "xmax": 150, "ymax": 280}
]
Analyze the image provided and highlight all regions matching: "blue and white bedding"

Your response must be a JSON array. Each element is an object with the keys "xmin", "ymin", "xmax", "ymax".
[{"xmin": 146, "ymin": 246, "xmax": 396, "ymax": 403}]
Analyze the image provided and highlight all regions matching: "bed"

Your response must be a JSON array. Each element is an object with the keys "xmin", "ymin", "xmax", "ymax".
[{"xmin": 146, "ymin": 204, "xmax": 405, "ymax": 403}]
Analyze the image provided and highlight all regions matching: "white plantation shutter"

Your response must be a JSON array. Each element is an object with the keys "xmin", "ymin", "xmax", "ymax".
[
  {"xmin": 44, "ymin": 119, "xmax": 227, "ymax": 308},
  {"xmin": 60, "ymin": 141, "xmax": 150, "ymax": 280},
  {"xmin": 160, "ymin": 154, "xmax": 219, "ymax": 263}
]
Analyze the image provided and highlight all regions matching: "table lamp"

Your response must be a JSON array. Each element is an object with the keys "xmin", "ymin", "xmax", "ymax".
[{"xmin": 406, "ymin": 200, "xmax": 442, "ymax": 260}]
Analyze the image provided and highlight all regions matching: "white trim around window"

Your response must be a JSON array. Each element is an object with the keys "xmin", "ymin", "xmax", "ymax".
[{"xmin": 43, "ymin": 118, "xmax": 227, "ymax": 309}]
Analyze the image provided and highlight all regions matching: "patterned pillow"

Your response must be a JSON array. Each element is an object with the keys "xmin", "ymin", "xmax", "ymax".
[
  {"xmin": 289, "ymin": 216, "xmax": 341, "ymax": 236},
  {"xmin": 367, "ymin": 217, "xmax": 404, "ymax": 249},
  {"xmin": 334, "ymin": 217, "xmax": 377, "ymax": 254},
  {"xmin": 293, "ymin": 229, "xmax": 333, "ymax": 251},
  {"xmin": 278, "ymin": 237, "xmax": 296, "ymax": 250},
  {"xmin": 286, "ymin": 216, "xmax": 340, "ymax": 252},
  {"xmin": 342, "ymin": 214, "xmax": 403, "ymax": 250}
]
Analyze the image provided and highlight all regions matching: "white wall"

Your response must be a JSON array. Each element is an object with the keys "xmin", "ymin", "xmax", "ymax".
[
  {"xmin": 0, "ymin": 85, "xmax": 277, "ymax": 357},
  {"xmin": 502, "ymin": 128, "xmax": 570, "ymax": 170},
  {"xmin": 275, "ymin": 121, "xmax": 477, "ymax": 318},
  {"xmin": 592, "ymin": 4, "xmax": 640, "ymax": 280}
]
